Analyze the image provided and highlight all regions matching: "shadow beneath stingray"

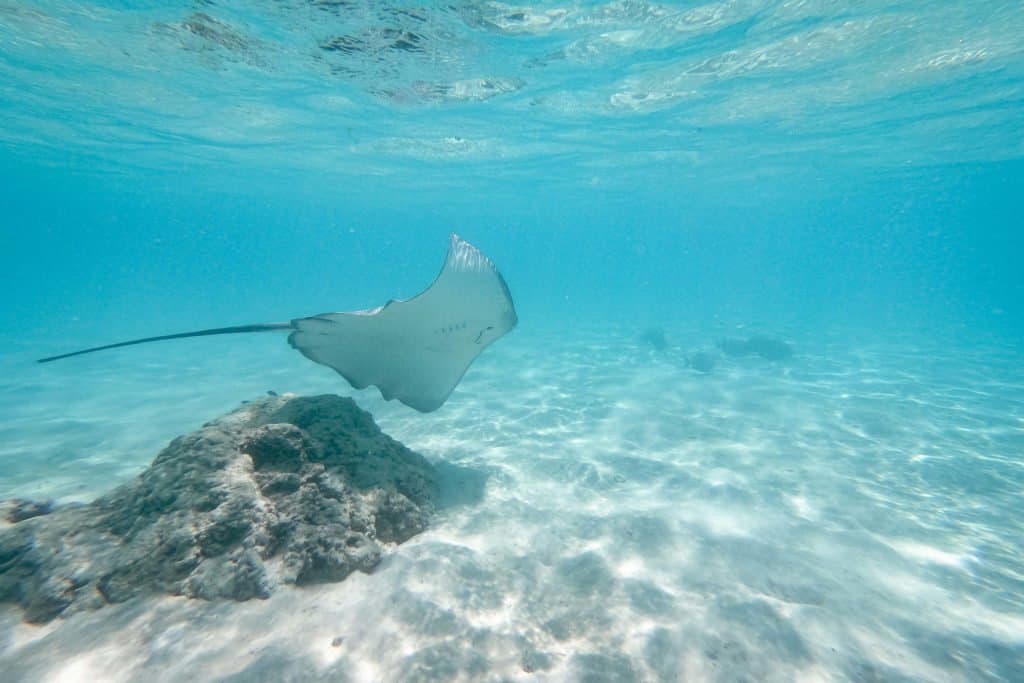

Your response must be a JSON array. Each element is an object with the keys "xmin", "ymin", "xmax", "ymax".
[{"xmin": 432, "ymin": 461, "xmax": 489, "ymax": 511}]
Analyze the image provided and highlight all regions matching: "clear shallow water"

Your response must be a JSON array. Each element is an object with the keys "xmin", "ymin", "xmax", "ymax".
[
  {"xmin": 2, "ymin": 329, "xmax": 1023, "ymax": 681},
  {"xmin": 1, "ymin": 1, "xmax": 1023, "ymax": 681}
]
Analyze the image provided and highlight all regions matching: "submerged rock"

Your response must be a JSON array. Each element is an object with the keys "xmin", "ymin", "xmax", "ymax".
[
  {"xmin": 716, "ymin": 335, "xmax": 793, "ymax": 361},
  {"xmin": 687, "ymin": 351, "xmax": 717, "ymax": 373},
  {"xmin": 0, "ymin": 395, "xmax": 438, "ymax": 623},
  {"xmin": 1, "ymin": 498, "xmax": 54, "ymax": 523},
  {"xmin": 746, "ymin": 335, "xmax": 794, "ymax": 361},
  {"xmin": 640, "ymin": 327, "xmax": 668, "ymax": 351}
]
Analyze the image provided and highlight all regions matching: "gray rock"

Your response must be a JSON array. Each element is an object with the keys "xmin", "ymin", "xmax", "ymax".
[
  {"xmin": 687, "ymin": 350, "xmax": 717, "ymax": 373},
  {"xmin": 639, "ymin": 327, "xmax": 668, "ymax": 351},
  {"xmin": 746, "ymin": 335, "xmax": 793, "ymax": 361},
  {"xmin": 716, "ymin": 335, "xmax": 793, "ymax": 361},
  {"xmin": 0, "ymin": 394, "xmax": 438, "ymax": 623},
  {"xmin": 1, "ymin": 499, "xmax": 54, "ymax": 523}
]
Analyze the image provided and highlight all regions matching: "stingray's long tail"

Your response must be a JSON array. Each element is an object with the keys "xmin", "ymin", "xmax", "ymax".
[{"xmin": 36, "ymin": 322, "xmax": 294, "ymax": 363}]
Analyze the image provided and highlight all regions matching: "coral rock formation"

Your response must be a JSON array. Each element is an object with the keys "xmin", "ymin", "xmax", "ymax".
[{"xmin": 0, "ymin": 395, "xmax": 437, "ymax": 623}]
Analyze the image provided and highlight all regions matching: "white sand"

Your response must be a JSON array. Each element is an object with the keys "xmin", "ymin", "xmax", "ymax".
[{"xmin": 1, "ymin": 326, "xmax": 1022, "ymax": 681}]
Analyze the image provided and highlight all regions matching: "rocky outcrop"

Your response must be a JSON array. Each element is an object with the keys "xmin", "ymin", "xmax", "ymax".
[{"xmin": 0, "ymin": 395, "xmax": 437, "ymax": 623}]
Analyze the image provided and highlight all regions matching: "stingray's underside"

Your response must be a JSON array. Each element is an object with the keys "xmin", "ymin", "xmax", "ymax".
[{"xmin": 38, "ymin": 234, "xmax": 517, "ymax": 412}]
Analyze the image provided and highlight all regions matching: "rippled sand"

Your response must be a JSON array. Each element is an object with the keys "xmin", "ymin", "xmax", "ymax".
[{"xmin": 1, "ymin": 326, "xmax": 1021, "ymax": 681}]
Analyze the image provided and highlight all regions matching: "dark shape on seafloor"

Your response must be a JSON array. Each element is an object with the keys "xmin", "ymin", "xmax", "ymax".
[
  {"xmin": 1, "ymin": 499, "xmax": 54, "ymax": 523},
  {"xmin": 687, "ymin": 350, "xmax": 717, "ymax": 373},
  {"xmin": 716, "ymin": 335, "xmax": 793, "ymax": 361},
  {"xmin": 0, "ymin": 394, "xmax": 438, "ymax": 624},
  {"xmin": 37, "ymin": 234, "xmax": 517, "ymax": 413},
  {"xmin": 640, "ymin": 327, "xmax": 668, "ymax": 351}
]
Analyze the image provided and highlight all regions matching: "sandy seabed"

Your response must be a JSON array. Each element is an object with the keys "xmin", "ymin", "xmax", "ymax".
[{"xmin": 1, "ymin": 325, "xmax": 1022, "ymax": 682}]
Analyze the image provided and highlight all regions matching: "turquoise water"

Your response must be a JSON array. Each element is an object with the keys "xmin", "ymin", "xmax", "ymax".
[{"xmin": 2, "ymin": 1, "xmax": 1023, "ymax": 681}]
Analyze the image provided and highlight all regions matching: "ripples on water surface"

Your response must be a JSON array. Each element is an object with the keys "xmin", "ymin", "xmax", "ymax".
[{"xmin": 2, "ymin": 1, "xmax": 1022, "ymax": 192}]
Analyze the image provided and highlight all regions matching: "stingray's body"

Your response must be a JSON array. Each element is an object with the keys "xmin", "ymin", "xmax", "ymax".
[{"xmin": 39, "ymin": 234, "xmax": 517, "ymax": 412}]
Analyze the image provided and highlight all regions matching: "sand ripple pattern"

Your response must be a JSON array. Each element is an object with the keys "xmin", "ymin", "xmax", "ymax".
[{"xmin": 1, "ymin": 325, "xmax": 1021, "ymax": 681}]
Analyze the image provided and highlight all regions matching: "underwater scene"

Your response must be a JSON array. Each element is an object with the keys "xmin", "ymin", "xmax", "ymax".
[{"xmin": 1, "ymin": 1, "xmax": 1023, "ymax": 681}]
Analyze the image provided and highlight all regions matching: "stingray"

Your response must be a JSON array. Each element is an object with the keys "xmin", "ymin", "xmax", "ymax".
[{"xmin": 38, "ymin": 234, "xmax": 518, "ymax": 412}]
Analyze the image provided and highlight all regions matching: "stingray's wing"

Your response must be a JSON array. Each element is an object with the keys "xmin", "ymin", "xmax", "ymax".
[
  {"xmin": 288, "ymin": 234, "xmax": 517, "ymax": 412},
  {"xmin": 36, "ymin": 234, "xmax": 516, "ymax": 412}
]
